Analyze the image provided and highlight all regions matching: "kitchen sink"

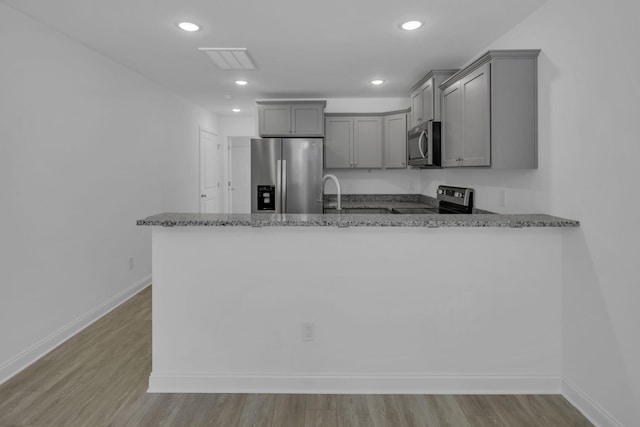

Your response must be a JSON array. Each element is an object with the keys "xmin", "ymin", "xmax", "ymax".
[{"xmin": 323, "ymin": 207, "xmax": 392, "ymax": 214}]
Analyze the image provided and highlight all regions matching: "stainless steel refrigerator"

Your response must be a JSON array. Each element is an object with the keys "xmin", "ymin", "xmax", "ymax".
[{"xmin": 251, "ymin": 138, "xmax": 324, "ymax": 214}]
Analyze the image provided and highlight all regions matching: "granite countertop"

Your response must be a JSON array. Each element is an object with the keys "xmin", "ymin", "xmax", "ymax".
[{"xmin": 137, "ymin": 194, "xmax": 579, "ymax": 228}]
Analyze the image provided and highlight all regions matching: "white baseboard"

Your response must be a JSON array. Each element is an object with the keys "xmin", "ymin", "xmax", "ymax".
[
  {"xmin": 562, "ymin": 379, "xmax": 623, "ymax": 427},
  {"xmin": 148, "ymin": 372, "xmax": 561, "ymax": 394},
  {"xmin": 0, "ymin": 274, "xmax": 151, "ymax": 386}
]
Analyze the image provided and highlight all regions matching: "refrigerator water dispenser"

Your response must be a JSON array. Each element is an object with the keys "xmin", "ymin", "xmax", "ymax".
[{"xmin": 257, "ymin": 185, "xmax": 275, "ymax": 211}]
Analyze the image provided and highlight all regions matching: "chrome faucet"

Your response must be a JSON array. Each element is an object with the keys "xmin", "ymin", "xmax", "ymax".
[{"xmin": 321, "ymin": 174, "xmax": 342, "ymax": 211}]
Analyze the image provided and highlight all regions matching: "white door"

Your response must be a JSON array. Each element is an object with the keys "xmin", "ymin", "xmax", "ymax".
[
  {"xmin": 228, "ymin": 137, "xmax": 251, "ymax": 213},
  {"xmin": 200, "ymin": 129, "xmax": 222, "ymax": 213}
]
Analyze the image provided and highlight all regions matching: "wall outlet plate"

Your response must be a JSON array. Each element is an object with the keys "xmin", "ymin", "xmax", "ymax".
[{"xmin": 301, "ymin": 322, "xmax": 315, "ymax": 342}]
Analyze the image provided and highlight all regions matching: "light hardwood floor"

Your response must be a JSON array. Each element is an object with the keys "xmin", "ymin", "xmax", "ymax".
[{"xmin": 0, "ymin": 286, "xmax": 594, "ymax": 426}]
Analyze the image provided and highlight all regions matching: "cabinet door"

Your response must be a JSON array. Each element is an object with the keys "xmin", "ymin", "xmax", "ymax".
[
  {"xmin": 442, "ymin": 82, "xmax": 463, "ymax": 167},
  {"xmin": 353, "ymin": 117, "xmax": 382, "ymax": 168},
  {"xmin": 383, "ymin": 113, "xmax": 407, "ymax": 169},
  {"xmin": 324, "ymin": 117, "xmax": 353, "ymax": 168},
  {"xmin": 292, "ymin": 104, "xmax": 324, "ymax": 136},
  {"xmin": 259, "ymin": 105, "xmax": 291, "ymax": 136},
  {"xmin": 461, "ymin": 63, "xmax": 491, "ymax": 166},
  {"xmin": 421, "ymin": 79, "xmax": 434, "ymax": 122},
  {"xmin": 410, "ymin": 89, "xmax": 422, "ymax": 129}
]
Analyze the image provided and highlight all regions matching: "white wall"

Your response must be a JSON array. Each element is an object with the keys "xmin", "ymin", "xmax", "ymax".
[
  {"xmin": 424, "ymin": 0, "xmax": 640, "ymax": 425},
  {"xmin": 0, "ymin": 4, "xmax": 216, "ymax": 383},
  {"xmin": 151, "ymin": 227, "xmax": 562, "ymax": 394}
]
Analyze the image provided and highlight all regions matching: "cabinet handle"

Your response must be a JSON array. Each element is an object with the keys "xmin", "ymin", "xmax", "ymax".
[{"xmin": 418, "ymin": 118, "xmax": 423, "ymax": 122}]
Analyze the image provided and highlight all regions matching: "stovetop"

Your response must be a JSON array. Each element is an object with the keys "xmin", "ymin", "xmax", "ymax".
[{"xmin": 391, "ymin": 206, "xmax": 469, "ymax": 215}]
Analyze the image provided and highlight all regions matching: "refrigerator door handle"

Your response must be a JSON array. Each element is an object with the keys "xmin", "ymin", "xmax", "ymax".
[
  {"xmin": 281, "ymin": 160, "xmax": 287, "ymax": 213},
  {"xmin": 276, "ymin": 160, "xmax": 282, "ymax": 213}
]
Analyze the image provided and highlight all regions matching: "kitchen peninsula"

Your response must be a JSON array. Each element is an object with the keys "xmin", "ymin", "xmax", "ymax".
[{"xmin": 138, "ymin": 202, "xmax": 578, "ymax": 394}]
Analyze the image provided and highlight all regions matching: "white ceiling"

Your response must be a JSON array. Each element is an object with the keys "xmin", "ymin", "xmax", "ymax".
[{"xmin": 2, "ymin": 0, "xmax": 547, "ymax": 115}]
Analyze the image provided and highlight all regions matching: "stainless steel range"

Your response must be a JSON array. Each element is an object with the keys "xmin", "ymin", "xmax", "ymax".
[{"xmin": 392, "ymin": 185, "xmax": 474, "ymax": 214}]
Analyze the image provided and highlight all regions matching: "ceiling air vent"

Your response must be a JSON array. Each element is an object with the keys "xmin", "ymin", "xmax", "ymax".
[{"xmin": 198, "ymin": 48, "xmax": 257, "ymax": 70}]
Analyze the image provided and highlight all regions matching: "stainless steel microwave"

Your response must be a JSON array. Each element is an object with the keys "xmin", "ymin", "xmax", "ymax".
[{"xmin": 407, "ymin": 121, "xmax": 441, "ymax": 168}]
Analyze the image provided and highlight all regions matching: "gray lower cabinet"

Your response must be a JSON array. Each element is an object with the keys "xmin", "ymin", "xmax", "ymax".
[
  {"xmin": 440, "ymin": 50, "xmax": 539, "ymax": 169},
  {"xmin": 324, "ymin": 115, "xmax": 384, "ymax": 169},
  {"xmin": 383, "ymin": 113, "xmax": 407, "ymax": 168},
  {"xmin": 258, "ymin": 102, "xmax": 325, "ymax": 137}
]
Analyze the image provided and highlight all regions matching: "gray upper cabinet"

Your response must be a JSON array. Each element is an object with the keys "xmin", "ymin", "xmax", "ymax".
[
  {"xmin": 259, "ymin": 104, "xmax": 291, "ymax": 135},
  {"xmin": 440, "ymin": 50, "xmax": 540, "ymax": 169},
  {"xmin": 410, "ymin": 89, "xmax": 422, "ymax": 129},
  {"xmin": 408, "ymin": 70, "xmax": 458, "ymax": 130},
  {"xmin": 325, "ymin": 116, "xmax": 353, "ymax": 168},
  {"xmin": 421, "ymin": 80, "xmax": 434, "ymax": 124},
  {"xmin": 353, "ymin": 117, "xmax": 382, "ymax": 168},
  {"xmin": 384, "ymin": 113, "xmax": 407, "ymax": 169},
  {"xmin": 441, "ymin": 82, "xmax": 463, "ymax": 167},
  {"xmin": 258, "ymin": 101, "xmax": 326, "ymax": 137},
  {"xmin": 460, "ymin": 63, "xmax": 491, "ymax": 167},
  {"xmin": 325, "ymin": 114, "xmax": 399, "ymax": 169}
]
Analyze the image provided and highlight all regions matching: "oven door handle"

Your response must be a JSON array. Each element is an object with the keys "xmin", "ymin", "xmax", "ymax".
[{"xmin": 418, "ymin": 131, "xmax": 427, "ymax": 159}]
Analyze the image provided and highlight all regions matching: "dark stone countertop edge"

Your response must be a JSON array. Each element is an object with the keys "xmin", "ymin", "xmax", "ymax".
[
  {"xmin": 138, "ymin": 194, "xmax": 579, "ymax": 228},
  {"xmin": 137, "ymin": 213, "xmax": 579, "ymax": 228}
]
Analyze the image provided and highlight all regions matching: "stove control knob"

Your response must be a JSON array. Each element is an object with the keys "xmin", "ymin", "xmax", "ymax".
[
  {"xmin": 454, "ymin": 192, "xmax": 462, "ymax": 197},
  {"xmin": 438, "ymin": 189, "xmax": 444, "ymax": 195}
]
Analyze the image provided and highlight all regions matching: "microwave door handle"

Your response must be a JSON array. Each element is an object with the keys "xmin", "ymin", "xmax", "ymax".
[{"xmin": 418, "ymin": 131, "xmax": 427, "ymax": 159}]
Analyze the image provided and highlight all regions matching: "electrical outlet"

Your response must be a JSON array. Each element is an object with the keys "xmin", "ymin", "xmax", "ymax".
[
  {"xmin": 128, "ymin": 257, "xmax": 134, "ymax": 271},
  {"xmin": 301, "ymin": 322, "xmax": 315, "ymax": 342}
]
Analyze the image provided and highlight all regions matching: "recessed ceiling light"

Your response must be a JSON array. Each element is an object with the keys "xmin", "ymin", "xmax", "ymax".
[
  {"xmin": 370, "ymin": 79, "xmax": 385, "ymax": 85},
  {"xmin": 235, "ymin": 80, "xmax": 248, "ymax": 86},
  {"xmin": 401, "ymin": 20, "xmax": 423, "ymax": 31},
  {"xmin": 177, "ymin": 22, "xmax": 201, "ymax": 32},
  {"xmin": 232, "ymin": 108, "xmax": 241, "ymax": 113}
]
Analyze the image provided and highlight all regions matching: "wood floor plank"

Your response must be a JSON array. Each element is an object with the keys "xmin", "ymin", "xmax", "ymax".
[
  {"xmin": 271, "ymin": 394, "xmax": 307, "ymax": 427},
  {"xmin": 207, "ymin": 393, "xmax": 247, "ymax": 427},
  {"xmin": 423, "ymin": 395, "xmax": 473, "ymax": 427},
  {"xmin": 305, "ymin": 409, "xmax": 338, "ymax": 427},
  {"xmin": 137, "ymin": 393, "xmax": 188, "ymax": 427},
  {"xmin": 366, "ymin": 395, "xmax": 408, "ymax": 427},
  {"xmin": 238, "ymin": 393, "xmax": 276, "ymax": 427},
  {"xmin": 307, "ymin": 394, "xmax": 337, "ymax": 410},
  {"xmin": 337, "ymin": 395, "xmax": 371, "ymax": 427},
  {"xmin": 0, "ymin": 286, "xmax": 595, "ymax": 427},
  {"xmin": 455, "ymin": 395, "xmax": 501, "ymax": 419},
  {"xmin": 539, "ymin": 395, "xmax": 594, "ymax": 427},
  {"xmin": 393, "ymin": 395, "xmax": 435, "ymax": 427},
  {"xmin": 170, "ymin": 393, "xmax": 220, "ymax": 426}
]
